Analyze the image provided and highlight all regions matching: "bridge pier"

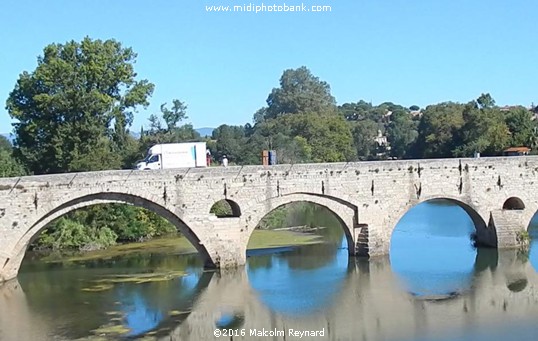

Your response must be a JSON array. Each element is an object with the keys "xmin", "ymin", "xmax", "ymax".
[
  {"xmin": 186, "ymin": 216, "xmax": 249, "ymax": 269},
  {"xmin": 481, "ymin": 209, "xmax": 530, "ymax": 249}
]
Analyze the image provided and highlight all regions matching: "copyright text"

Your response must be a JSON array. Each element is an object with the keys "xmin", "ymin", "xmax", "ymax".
[{"xmin": 214, "ymin": 327, "xmax": 326, "ymax": 338}]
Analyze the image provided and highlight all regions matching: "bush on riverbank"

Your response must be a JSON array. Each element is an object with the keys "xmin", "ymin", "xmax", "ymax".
[
  {"xmin": 33, "ymin": 218, "xmax": 117, "ymax": 251},
  {"xmin": 30, "ymin": 205, "xmax": 177, "ymax": 251}
]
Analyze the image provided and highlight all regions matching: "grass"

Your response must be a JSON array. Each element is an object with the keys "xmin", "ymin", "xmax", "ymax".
[
  {"xmin": 246, "ymin": 229, "xmax": 323, "ymax": 249},
  {"xmin": 43, "ymin": 229, "xmax": 324, "ymax": 264}
]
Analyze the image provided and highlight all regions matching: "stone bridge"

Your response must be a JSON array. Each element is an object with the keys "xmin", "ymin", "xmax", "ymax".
[{"xmin": 1, "ymin": 156, "xmax": 538, "ymax": 282}]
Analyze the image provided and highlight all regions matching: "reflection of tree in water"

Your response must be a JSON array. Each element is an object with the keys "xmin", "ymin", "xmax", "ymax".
[
  {"xmin": 285, "ymin": 242, "xmax": 342, "ymax": 270},
  {"xmin": 247, "ymin": 253, "xmax": 274, "ymax": 271},
  {"xmin": 248, "ymin": 242, "xmax": 344, "ymax": 272},
  {"xmin": 18, "ymin": 251, "xmax": 207, "ymax": 339}
]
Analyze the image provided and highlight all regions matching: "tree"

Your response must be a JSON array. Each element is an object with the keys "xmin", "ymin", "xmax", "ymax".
[
  {"xmin": 454, "ymin": 99, "xmax": 510, "ymax": 156},
  {"xmin": 211, "ymin": 125, "xmax": 246, "ymax": 162},
  {"xmin": 339, "ymin": 100, "xmax": 374, "ymax": 121},
  {"xmin": 270, "ymin": 113, "xmax": 355, "ymax": 162},
  {"xmin": 476, "ymin": 93, "xmax": 496, "ymax": 109},
  {"xmin": 386, "ymin": 111, "xmax": 418, "ymax": 159},
  {"xmin": 161, "ymin": 100, "xmax": 188, "ymax": 131},
  {"xmin": 504, "ymin": 106, "xmax": 536, "ymax": 146},
  {"xmin": 0, "ymin": 135, "xmax": 26, "ymax": 177},
  {"xmin": 0, "ymin": 150, "xmax": 26, "ymax": 177},
  {"xmin": 351, "ymin": 119, "xmax": 379, "ymax": 160},
  {"xmin": 0, "ymin": 135, "xmax": 12, "ymax": 153},
  {"xmin": 141, "ymin": 99, "xmax": 200, "ymax": 149},
  {"xmin": 264, "ymin": 66, "xmax": 336, "ymax": 119},
  {"xmin": 413, "ymin": 102, "xmax": 465, "ymax": 158},
  {"xmin": 6, "ymin": 37, "xmax": 154, "ymax": 174}
]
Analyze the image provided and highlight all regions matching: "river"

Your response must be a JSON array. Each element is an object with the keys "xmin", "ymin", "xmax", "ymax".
[{"xmin": 2, "ymin": 201, "xmax": 538, "ymax": 340}]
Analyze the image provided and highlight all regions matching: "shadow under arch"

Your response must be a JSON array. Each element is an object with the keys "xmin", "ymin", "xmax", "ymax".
[
  {"xmin": 7, "ymin": 192, "xmax": 215, "ymax": 277},
  {"xmin": 503, "ymin": 197, "xmax": 526, "ymax": 210},
  {"xmin": 390, "ymin": 198, "xmax": 480, "ymax": 299}
]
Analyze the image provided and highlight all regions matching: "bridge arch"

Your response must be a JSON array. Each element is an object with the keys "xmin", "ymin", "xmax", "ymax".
[
  {"xmin": 244, "ymin": 193, "xmax": 358, "ymax": 255},
  {"xmin": 388, "ymin": 196, "xmax": 488, "ymax": 248},
  {"xmin": 503, "ymin": 197, "xmax": 525, "ymax": 210},
  {"xmin": 210, "ymin": 199, "xmax": 242, "ymax": 218},
  {"xmin": 4, "ymin": 192, "xmax": 215, "ymax": 281}
]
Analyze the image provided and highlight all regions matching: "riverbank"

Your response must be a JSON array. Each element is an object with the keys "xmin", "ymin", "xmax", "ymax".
[{"xmin": 33, "ymin": 229, "xmax": 324, "ymax": 264}]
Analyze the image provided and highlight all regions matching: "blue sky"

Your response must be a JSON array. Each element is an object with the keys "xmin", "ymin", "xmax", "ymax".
[{"xmin": 1, "ymin": 0, "xmax": 537, "ymax": 134}]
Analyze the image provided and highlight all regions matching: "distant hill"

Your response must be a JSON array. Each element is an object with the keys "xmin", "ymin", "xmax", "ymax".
[{"xmin": 195, "ymin": 127, "xmax": 214, "ymax": 137}]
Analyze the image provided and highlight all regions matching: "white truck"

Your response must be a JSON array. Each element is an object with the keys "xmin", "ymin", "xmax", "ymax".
[{"xmin": 136, "ymin": 142, "xmax": 208, "ymax": 170}]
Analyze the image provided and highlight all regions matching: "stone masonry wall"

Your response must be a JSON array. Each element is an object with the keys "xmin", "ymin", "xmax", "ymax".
[{"xmin": 1, "ymin": 155, "xmax": 538, "ymax": 282}]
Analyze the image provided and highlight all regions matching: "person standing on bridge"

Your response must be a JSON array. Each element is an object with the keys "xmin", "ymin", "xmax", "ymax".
[
  {"xmin": 206, "ymin": 148, "xmax": 211, "ymax": 166},
  {"xmin": 222, "ymin": 155, "xmax": 228, "ymax": 167}
]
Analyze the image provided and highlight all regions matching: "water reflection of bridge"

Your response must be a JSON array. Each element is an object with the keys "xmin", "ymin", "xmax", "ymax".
[
  {"xmin": 170, "ymin": 250, "xmax": 538, "ymax": 341},
  {"xmin": 2, "ymin": 249, "xmax": 538, "ymax": 341}
]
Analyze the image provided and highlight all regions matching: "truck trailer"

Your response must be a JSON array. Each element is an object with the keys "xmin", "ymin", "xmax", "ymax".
[{"xmin": 136, "ymin": 142, "xmax": 207, "ymax": 170}]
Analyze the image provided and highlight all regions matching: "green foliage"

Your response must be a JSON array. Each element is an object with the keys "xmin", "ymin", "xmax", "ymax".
[
  {"xmin": 0, "ymin": 135, "xmax": 11, "ymax": 153},
  {"xmin": 0, "ymin": 135, "xmax": 27, "ymax": 177},
  {"xmin": 263, "ymin": 66, "xmax": 336, "ymax": 120},
  {"xmin": 257, "ymin": 202, "xmax": 344, "ymax": 245},
  {"xmin": 209, "ymin": 200, "xmax": 233, "ymax": 217},
  {"xmin": 504, "ymin": 106, "xmax": 537, "ymax": 146},
  {"xmin": 137, "ymin": 99, "xmax": 202, "ymax": 162},
  {"xmin": 386, "ymin": 110, "xmax": 418, "ymax": 159},
  {"xmin": 249, "ymin": 113, "xmax": 354, "ymax": 163},
  {"xmin": 413, "ymin": 102, "xmax": 465, "ymax": 158},
  {"xmin": 34, "ymin": 218, "xmax": 117, "ymax": 251},
  {"xmin": 516, "ymin": 230, "xmax": 530, "ymax": 251},
  {"xmin": 352, "ymin": 119, "xmax": 379, "ymax": 160},
  {"xmin": 258, "ymin": 206, "xmax": 288, "ymax": 229},
  {"xmin": 453, "ymin": 99, "xmax": 511, "ymax": 156},
  {"xmin": 32, "ymin": 205, "xmax": 176, "ymax": 251},
  {"xmin": 6, "ymin": 37, "xmax": 154, "ymax": 174},
  {"xmin": 0, "ymin": 149, "xmax": 26, "ymax": 177},
  {"xmin": 211, "ymin": 125, "xmax": 247, "ymax": 162}
]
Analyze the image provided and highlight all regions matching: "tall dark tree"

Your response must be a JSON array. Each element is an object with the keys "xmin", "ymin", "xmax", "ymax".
[
  {"xmin": 6, "ymin": 37, "xmax": 154, "ymax": 174},
  {"xmin": 413, "ymin": 102, "xmax": 465, "ymax": 158},
  {"xmin": 264, "ymin": 66, "xmax": 336, "ymax": 119}
]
